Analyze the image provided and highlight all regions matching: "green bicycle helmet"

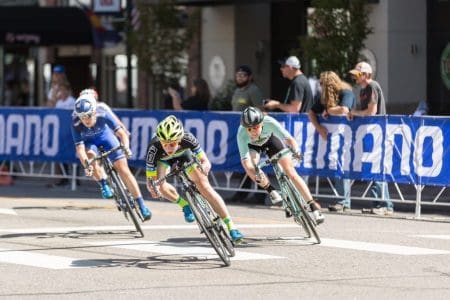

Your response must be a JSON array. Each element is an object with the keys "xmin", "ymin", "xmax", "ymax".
[{"xmin": 156, "ymin": 115, "xmax": 184, "ymax": 141}]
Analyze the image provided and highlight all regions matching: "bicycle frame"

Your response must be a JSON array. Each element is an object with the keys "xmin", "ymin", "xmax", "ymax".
[
  {"xmin": 151, "ymin": 154, "xmax": 234, "ymax": 266},
  {"xmin": 256, "ymin": 148, "xmax": 321, "ymax": 244},
  {"xmin": 88, "ymin": 145, "xmax": 144, "ymax": 237}
]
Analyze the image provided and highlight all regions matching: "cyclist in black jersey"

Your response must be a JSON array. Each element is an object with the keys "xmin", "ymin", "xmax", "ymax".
[{"xmin": 145, "ymin": 115, "xmax": 244, "ymax": 242}]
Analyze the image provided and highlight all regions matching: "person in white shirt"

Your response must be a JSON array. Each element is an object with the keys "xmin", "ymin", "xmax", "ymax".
[{"xmin": 55, "ymin": 82, "xmax": 76, "ymax": 110}]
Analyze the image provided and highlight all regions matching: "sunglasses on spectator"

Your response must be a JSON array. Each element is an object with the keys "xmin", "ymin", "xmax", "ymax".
[
  {"xmin": 161, "ymin": 140, "xmax": 179, "ymax": 147},
  {"xmin": 246, "ymin": 124, "xmax": 262, "ymax": 132},
  {"xmin": 351, "ymin": 72, "xmax": 363, "ymax": 79},
  {"xmin": 236, "ymin": 72, "xmax": 249, "ymax": 78}
]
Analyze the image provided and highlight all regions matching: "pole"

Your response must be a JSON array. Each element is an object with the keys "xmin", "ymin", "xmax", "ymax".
[{"xmin": 126, "ymin": 0, "xmax": 133, "ymax": 108}]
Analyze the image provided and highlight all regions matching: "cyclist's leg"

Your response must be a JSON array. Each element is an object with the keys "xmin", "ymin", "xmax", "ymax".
[
  {"xmin": 84, "ymin": 144, "xmax": 113, "ymax": 198},
  {"xmin": 241, "ymin": 151, "xmax": 281, "ymax": 205},
  {"xmin": 188, "ymin": 167, "xmax": 243, "ymax": 240},
  {"xmin": 278, "ymin": 157, "xmax": 315, "ymax": 204},
  {"xmin": 113, "ymin": 157, "xmax": 151, "ymax": 220},
  {"xmin": 150, "ymin": 162, "xmax": 194, "ymax": 222},
  {"xmin": 278, "ymin": 156, "xmax": 324, "ymax": 223}
]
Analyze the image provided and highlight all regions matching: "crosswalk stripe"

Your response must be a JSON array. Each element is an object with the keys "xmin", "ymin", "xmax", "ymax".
[
  {"xmin": 87, "ymin": 240, "xmax": 284, "ymax": 261},
  {"xmin": 412, "ymin": 235, "xmax": 450, "ymax": 240},
  {"xmin": 0, "ymin": 224, "xmax": 298, "ymax": 234},
  {"xmin": 0, "ymin": 208, "xmax": 16, "ymax": 216},
  {"xmin": 285, "ymin": 238, "xmax": 450, "ymax": 255},
  {"xmin": 0, "ymin": 248, "xmax": 93, "ymax": 269}
]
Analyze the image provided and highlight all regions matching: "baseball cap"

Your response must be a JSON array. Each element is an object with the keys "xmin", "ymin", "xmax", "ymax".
[
  {"xmin": 278, "ymin": 56, "xmax": 301, "ymax": 69},
  {"xmin": 236, "ymin": 64, "xmax": 252, "ymax": 76},
  {"xmin": 349, "ymin": 62, "xmax": 372, "ymax": 75},
  {"xmin": 52, "ymin": 65, "xmax": 65, "ymax": 74}
]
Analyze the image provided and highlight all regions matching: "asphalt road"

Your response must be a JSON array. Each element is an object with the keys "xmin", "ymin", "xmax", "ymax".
[{"xmin": 1, "ymin": 179, "xmax": 450, "ymax": 299}]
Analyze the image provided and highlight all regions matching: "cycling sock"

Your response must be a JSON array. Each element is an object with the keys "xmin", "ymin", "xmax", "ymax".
[
  {"xmin": 263, "ymin": 183, "xmax": 275, "ymax": 193},
  {"xmin": 307, "ymin": 199, "xmax": 319, "ymax": 211},
  {"xmin": 176, "ymin": 196, "xmax": 189, "ymax": 208},
  {"xmin": 223, "ymin": 217, "xmax": 235, "ymax": 231},
  {"xmin": 135, "ymin": 197, "xmax": 145, "ymax": 207},
  {"xmin": 99, "ymin": 179, "xmax": 108, "ymax": 187}
]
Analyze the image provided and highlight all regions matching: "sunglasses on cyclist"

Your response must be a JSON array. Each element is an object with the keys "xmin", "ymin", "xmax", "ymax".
[
  {"xmin": 79, "ymin": 113, "xmax": 94, "ymax": 120},
  {"xmin": 246, "ymin": 124, "xmax": 262, "ymax": 132},
  {"xmin": 161, "ymin": 140, "xmax": 179, "ymax": 147}
]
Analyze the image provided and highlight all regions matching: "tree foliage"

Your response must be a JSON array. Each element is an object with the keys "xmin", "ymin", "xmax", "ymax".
[
  {"xmin": 131, "ymin": 0, "xmax": 199, "ymax": 88},
  {"xmin": 298, "ymin": 0, "xmax": 373, "ymax": 80}
]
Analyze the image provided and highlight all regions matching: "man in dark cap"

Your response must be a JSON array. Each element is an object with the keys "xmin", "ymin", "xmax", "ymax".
[
  {"xmin": 228, "ymin": 64, "xmax": 268, "ymax": 204},
  {"xmin": 231, "ymin": 65, "xmax": 264, "ymax": 111}
]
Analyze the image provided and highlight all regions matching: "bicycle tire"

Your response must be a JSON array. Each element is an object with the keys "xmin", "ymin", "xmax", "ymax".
[
  {"xmin": 283, "ymin": 177, "xmax": 321, "ymax": 244},
  {"xmin": 214, "ymin": 216, "xmax": 235, "ymax": 257},
  {"xmin": 185, "ymin": 191, "xmax": 231, "ymax": 266},
  {"xmin": 110, "ymin": 170, "xmax": 144, "ymax": 238}
]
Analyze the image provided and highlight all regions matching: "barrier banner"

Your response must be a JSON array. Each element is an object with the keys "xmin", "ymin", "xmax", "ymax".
[{"xmin": 0, "ymin": 108, "xmax": 449, "ymax": 187}]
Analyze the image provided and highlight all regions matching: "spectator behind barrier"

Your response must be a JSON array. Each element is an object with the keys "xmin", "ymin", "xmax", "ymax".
[{"xmin": 168, "ymin": 78, "xmax": 210, "ymax": 111}]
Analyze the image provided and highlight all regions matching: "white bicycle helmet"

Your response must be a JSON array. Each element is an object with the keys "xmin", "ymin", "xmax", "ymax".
[{"xmin": 75, "ymin": 94, "xmax": 97, "ymax": 118}]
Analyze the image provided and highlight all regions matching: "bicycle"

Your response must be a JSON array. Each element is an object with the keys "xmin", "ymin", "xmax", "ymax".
[
  {"xmin": 86, "ymin": 145, "xmax": 145, "ymax": 238},
  {"xmin": 150, "ymin": 150, "xmax": 235, "ymax": 266},
  {"xmin": 255, "ymin": 147, "xmax": 321, "ymax": 244}
]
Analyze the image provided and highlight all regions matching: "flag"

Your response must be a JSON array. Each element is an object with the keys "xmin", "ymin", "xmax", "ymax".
[{"xmin": 76, "ymin": 0, "xmax": 122, "ymax": 48}]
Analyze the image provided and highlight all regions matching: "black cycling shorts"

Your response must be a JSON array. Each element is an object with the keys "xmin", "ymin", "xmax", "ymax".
[{"xmin": 248, "ymin": 133, "xmax": 286, "ymax": 158}]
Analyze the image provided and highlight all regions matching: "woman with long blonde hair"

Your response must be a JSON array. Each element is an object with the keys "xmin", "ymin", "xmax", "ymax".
[
  {"xmin": 308, "ymin": 70, "xmax": 355, "ymax": 213},
  {"xmin": 319, "ymin": 71, "xmax": 354, "ymax": 113}
]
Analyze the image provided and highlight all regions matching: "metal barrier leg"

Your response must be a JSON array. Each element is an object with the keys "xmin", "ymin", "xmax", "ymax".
[
  {"xmin": 71, "ymin": 163, "xmax": 78, "ymax": 191},
  {"xmin": 414, "ymin": 184, "xmax": 422, "ymax": 218}
]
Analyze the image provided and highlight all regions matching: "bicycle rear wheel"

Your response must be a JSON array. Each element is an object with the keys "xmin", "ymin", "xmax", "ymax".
[
  {"xmin": 283, "ymin": 177, "xmax": 320, "ymax": 244},
  {"xmin": 110, "ymin": 170, "xmax": 144, "ymax": 238},
  {"xmin": 185, "ymin": 191, "xmax": 231, "ymax": 266}
]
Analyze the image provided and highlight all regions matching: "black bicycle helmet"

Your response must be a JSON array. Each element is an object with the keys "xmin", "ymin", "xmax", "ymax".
[{"xmin": 241, "ymin": 106, "xmax": 264, "ymax": 128}]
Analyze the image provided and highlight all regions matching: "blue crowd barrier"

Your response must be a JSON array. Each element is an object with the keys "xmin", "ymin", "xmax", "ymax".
[{"xmin": 0, "ymin": 108, "xmax": 448, "ymax": 187}]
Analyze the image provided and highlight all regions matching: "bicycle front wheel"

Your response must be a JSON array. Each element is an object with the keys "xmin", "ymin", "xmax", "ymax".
[
  {"xmin": 110, "ymin": 170, "xmax": 144, "ymax": 238},
  {"xmin": 185, "ymin": 191, "xmax": 231, "ymax": 266},
  {"xmin": 282, "ymin": 177, "xmax": 320, "ymax": 244}
]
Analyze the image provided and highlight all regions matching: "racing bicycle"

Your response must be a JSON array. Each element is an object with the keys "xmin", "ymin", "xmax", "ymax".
[
  {"xmin": 150, "ymin": 150, "xmax": 235, "ymax": 266},
  {"xmin": 255, "ymin": 147, "xmax": 321, "ymax": 244},
  {"xmin": 86, "ymin": 145, "xmax": 145, "ymax": 238}
]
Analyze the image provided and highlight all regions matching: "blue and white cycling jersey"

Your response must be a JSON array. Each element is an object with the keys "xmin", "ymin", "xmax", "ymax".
[{"xmin": 71, "ymin": 105, "xmax": 125, "ymax": 162}]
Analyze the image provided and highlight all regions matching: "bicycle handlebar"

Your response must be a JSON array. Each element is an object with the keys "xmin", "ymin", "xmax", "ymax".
[
  {"xmin": 85, "ymin": 144, "xmax": 124, "ymax": 167},
  {"xmin": 150, "ymin": 152, "xmax": 205, "ymax": 188},
  {"xmin": 257, "ymin": 147, "xmax": 297, "ymax": 169}
]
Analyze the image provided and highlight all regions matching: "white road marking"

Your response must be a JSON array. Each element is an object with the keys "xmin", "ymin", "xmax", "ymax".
[
  {"xmin": 0, "ymin": 248, "xmax": 94, "ymax": 269},
  {"xmin": 87, "ymin": 240, "xmax": 284, "ymax": 261},
  {"xmin": 412, "ymin": 235, "xmax": 450, "ymax": 240},
  {"xmin": 287, "ymin": 238, "xmax": 450, "ymax": 255},
  {"xmin": 0, "ymin": 208, "xmax": 17, "ymax": 216}
]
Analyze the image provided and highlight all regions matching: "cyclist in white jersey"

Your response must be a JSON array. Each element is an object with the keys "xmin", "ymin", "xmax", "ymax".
[{"xmin": 236, "ymin": 107, "xmax": 324, "ymax": 224}]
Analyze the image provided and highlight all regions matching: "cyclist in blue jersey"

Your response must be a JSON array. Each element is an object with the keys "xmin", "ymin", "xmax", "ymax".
[
  {"xmin": 71, "ymin": 93, "xmax": 151, "ymax": 221},
  {"xmin": 145, "ymin": 115, "xmax": 244, "ymax": 242},
  {"xmin": 237, "ymin": 107, "xmax": 324, "ymax": 224}
]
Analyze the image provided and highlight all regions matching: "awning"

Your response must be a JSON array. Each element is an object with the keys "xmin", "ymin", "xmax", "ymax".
[
  {"xmin": 141, "ymin": 0, "xmax": 296, "ymax": 5},
  {"xmin": 0, "ymin": 6, "xmax": 93, "ymax": 46}
]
